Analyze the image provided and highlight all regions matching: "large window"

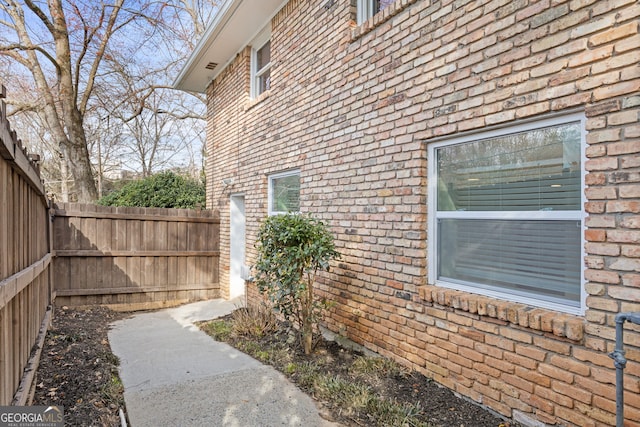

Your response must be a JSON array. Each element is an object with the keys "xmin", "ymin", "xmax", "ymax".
[
  {"xmin": 251, "ymin": 35, "xmax": 271, "ymax": 98},
  {"xmin": 268, "ymin": 170, "xmax": 300, "ymax": 215},
  {"xmin": 357, "ymin": 0, "xmax": 395, "ymax": 24},
  {"xmin": 428, "ymin": 114, "xmax": 585, "ymax": 314}
]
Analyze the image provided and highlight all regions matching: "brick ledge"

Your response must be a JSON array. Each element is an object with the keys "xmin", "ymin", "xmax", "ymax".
[
  {"xmin": 244, "ymin": 90, "xmax": 271, "ymax": 111},
  {"xmin": 418, "ymin": 286, "xmax": 585, "ymax": 343}
]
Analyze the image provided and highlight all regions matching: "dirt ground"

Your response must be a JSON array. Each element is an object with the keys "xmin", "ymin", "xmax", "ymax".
[
  {"xmin": 32, "ymin": 306, "xmax": 128, "ymax": 426},
  {"xmin": 304, "ymin": 339, "xmax": 509, "ymax": 427},
  {"xmin": 32, "ymin": 305, "xmax": 512, "ymax": 427},
  {"xmin": 207, "ymin": 315, "xmax": 512, "ymax": 427}
]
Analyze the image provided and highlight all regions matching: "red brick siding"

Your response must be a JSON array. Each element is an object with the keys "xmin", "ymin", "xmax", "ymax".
[{"xmin": 205, "ymin": 0, "xmax": 640, "ymax": 425}]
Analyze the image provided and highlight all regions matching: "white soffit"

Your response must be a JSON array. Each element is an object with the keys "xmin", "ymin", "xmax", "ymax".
[{"xmin": 174, "ymin": 0, "xmax": 285, "ymax": 93}]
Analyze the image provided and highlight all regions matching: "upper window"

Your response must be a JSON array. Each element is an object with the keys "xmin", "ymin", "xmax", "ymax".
[
  {"xmin": 251, "ymin": 33, "xmax": 271, "ymax": 98},
  {"xmin": 357, "ymin": 0, "xmax": 395, "ymax": 24},
  {"xmin": 428, "ymin": 114, "xmax": 585, "ymax": 315},
  {"xmin": 268, "ymin": 170, "xmax": 300, "ymax": 215}
]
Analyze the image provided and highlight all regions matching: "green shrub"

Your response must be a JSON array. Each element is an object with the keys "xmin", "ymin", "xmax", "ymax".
[
  {"xmin": 97, "ymin": 171, "xmax": 204, "ymax": 208},
  {"xmin": 253, "ymin": 213, "xmax": 340, "ymax": 354}
]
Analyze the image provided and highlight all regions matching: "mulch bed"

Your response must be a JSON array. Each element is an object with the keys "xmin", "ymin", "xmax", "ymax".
[
  {"xmin": 217, "ymin": 321, "xmax": 513, "ymax": 427},
  {"xmin": 32, "ymin": 305, "xmax": 514, "ymax": 426},
  {"xmin": 32, "ymin": 306, "xmax": 128, "ymax": 426}
]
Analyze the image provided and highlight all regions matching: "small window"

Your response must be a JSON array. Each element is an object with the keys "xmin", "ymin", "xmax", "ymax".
[
  {"xmin": 268, "ymin": 170, "xmax": 300, "ymax": 215},
  {"xmin": 428, "ymin": 114, "xmax": 585, "ymax": 314},
  {"xmin": 251, "ymin": 38, "xmax": 271, "ymax": 98},
  {"xmin": 357, "ymin": 0, "xmax": 395, "ymax": 24}
]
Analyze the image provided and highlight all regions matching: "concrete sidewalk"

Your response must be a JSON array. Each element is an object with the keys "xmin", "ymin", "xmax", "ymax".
[{"xmin": 108, "ymin": 299, "xmax": 339, "ymax": 427}]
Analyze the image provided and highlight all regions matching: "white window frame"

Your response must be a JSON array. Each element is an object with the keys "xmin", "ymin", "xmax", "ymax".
[
  {"xmin": 250, "ymin": 26, "xmax": 271, "ymax": 99},
  {"xmin": 427, "ymin": 113, "xmax": 587, "ymax": 315},
  {"xmin": 357, "ymin": 0, "xmax": 375, "ymax": 24},
  {"xmin": 268, "ymin": 169, "xmax": 300, "ymax": 216},
  {"xmin": 357, "ymin": 0, "xmax": 393, "ymax": 24}
]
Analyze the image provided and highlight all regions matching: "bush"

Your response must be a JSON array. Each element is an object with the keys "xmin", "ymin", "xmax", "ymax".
[
  {"xmin": 231, "ymin": 303, "xmax": 278, "ymax": 338},
  {"xmin": 253, "ymin": 213, "xmax": 340, "ymax": 354},
  {"xmin": 97, "ymin": 171, "xmax": 205, "ymax": 208}
]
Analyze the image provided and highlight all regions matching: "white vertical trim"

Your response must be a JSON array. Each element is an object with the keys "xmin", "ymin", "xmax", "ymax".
[
  {"xmin": 427, "ymin": 142, "xmax": 437, "ymax": 285},
  {"xmin": 250, "ymin": 24, "xmax": 271, "ymax": 99},
  {"xmin": 230, "ymin": 194, "xmax": 246, "ymax": 299},
  {"xmin": 578, "ymin": 113, "xmax": 587, "ymax": 316}
]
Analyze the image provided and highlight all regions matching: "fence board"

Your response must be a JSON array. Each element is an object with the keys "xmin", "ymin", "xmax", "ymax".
[
  {"xmin": 52, "ymin": 203, "xmax": 220, "ymax": 309},
  {"xmin": 0, "ymin": 77, "xmax": 221, "ymax": 403},
  {"xmin": 0, "ymin": 84, "xmax": 51, "ymax": 405}
]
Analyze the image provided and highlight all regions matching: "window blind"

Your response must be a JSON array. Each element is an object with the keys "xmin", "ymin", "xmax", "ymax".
[{"xmin": 438, "ymin": 219, "xmax": 581, "ymax": 306}]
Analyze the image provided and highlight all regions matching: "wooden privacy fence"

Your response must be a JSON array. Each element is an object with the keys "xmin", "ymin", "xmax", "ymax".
[
  {"xmin": 0, "ymin": 81, "xmax": 222, "ymax": 404},
  {"xmin": 52, "ymin": 203, "xmax": 221, "ymax": 310},
  {"xmin": 0, "ymin": 85, "xmax": 52, "ymax": 406}
]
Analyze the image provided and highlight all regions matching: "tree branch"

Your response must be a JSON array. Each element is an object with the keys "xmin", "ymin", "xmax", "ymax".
[
  {"xmin": 71, "ymin": 1, "xmax": 103, "ymax": 99},
  {"xmin": 0, "ymin": 43, "xmax": 60, "ymax": 74},
  {"xmin": 5, "ymin": 100, "xmax": 41, "ymax": 115},
  {"xmin": 79, "ymin": 0, "xmax": 124, "ymax": 115},
  {"xmin": 23, "ymin": 0, "xmax": 54, "ymax": 33}
]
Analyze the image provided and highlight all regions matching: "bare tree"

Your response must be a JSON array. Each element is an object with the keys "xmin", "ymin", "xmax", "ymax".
[
  {"xmin": 0, "ymin": 0, "xmax": 153, "ymax": 201},
  {"xmin": 0, "ymin": 0, "xmax": 216, "ymax": 201},
  {"xmin": 85, "ymin": 113, "xmax": 125, "ymax": 198},
  {"xmin": 96, "ymin": 0, "xmax": 215, "ymax": 179},
  {"xmin": 5, "ymin": 108, "xmax": 73, "ymax": 199}
]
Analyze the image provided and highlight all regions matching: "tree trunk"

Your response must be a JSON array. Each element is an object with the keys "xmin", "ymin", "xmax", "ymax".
[
  {"xmin": 48, "ymin": 0, "xmax": 98, "ymax": 202},
  {"xmin": 58, "ymin": 149, "xmax": 69, "ymax": 202},
  {"xmin": 303, "ymin": 322, "xmax": 313, "ymax": 355},
  {"xmin": 63, "ymin": 138, "xmax": 98, "ymax": 202},
  {"xmin": 302, "ymin": 280, "xmax": 314, "ymax": 355}
]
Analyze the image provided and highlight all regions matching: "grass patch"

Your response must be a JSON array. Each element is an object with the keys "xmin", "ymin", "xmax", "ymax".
[
  {"xmin": 366, "ymin": 397, "xmax": 427, "ymax": 427},
  {"xmin": 100, "ymin": 373, "xmax": 124, "ymax": 407},
  {"xmin": 350, "ymin": 355, "xmax": 406, "ymax": 377},
  {"xmin": 199, "ymin": 318, "xmax": 233, "ymax": 341},
  {"xmin": 315, "ymin": 375, "xmax": 371, "ymax": 413}
]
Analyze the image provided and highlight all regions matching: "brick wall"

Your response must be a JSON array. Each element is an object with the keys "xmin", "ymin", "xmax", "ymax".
[
  {"xmin": 206, "ymin": 47, "xmax": 252, "ymax": 298},
  {"xmin": 205, "ymin": 0, "xmax": 640, "ymax": 425}
]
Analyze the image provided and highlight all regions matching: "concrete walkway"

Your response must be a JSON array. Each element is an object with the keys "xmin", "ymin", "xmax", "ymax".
[{"xmin": 108, "ymin": 299, "xmax": 339, "ymax": 427}]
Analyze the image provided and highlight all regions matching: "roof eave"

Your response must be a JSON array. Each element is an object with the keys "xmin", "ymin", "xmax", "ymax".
[{"xmin": 173, "ymin": 0, "xmax": 285, "ymax": 93}]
